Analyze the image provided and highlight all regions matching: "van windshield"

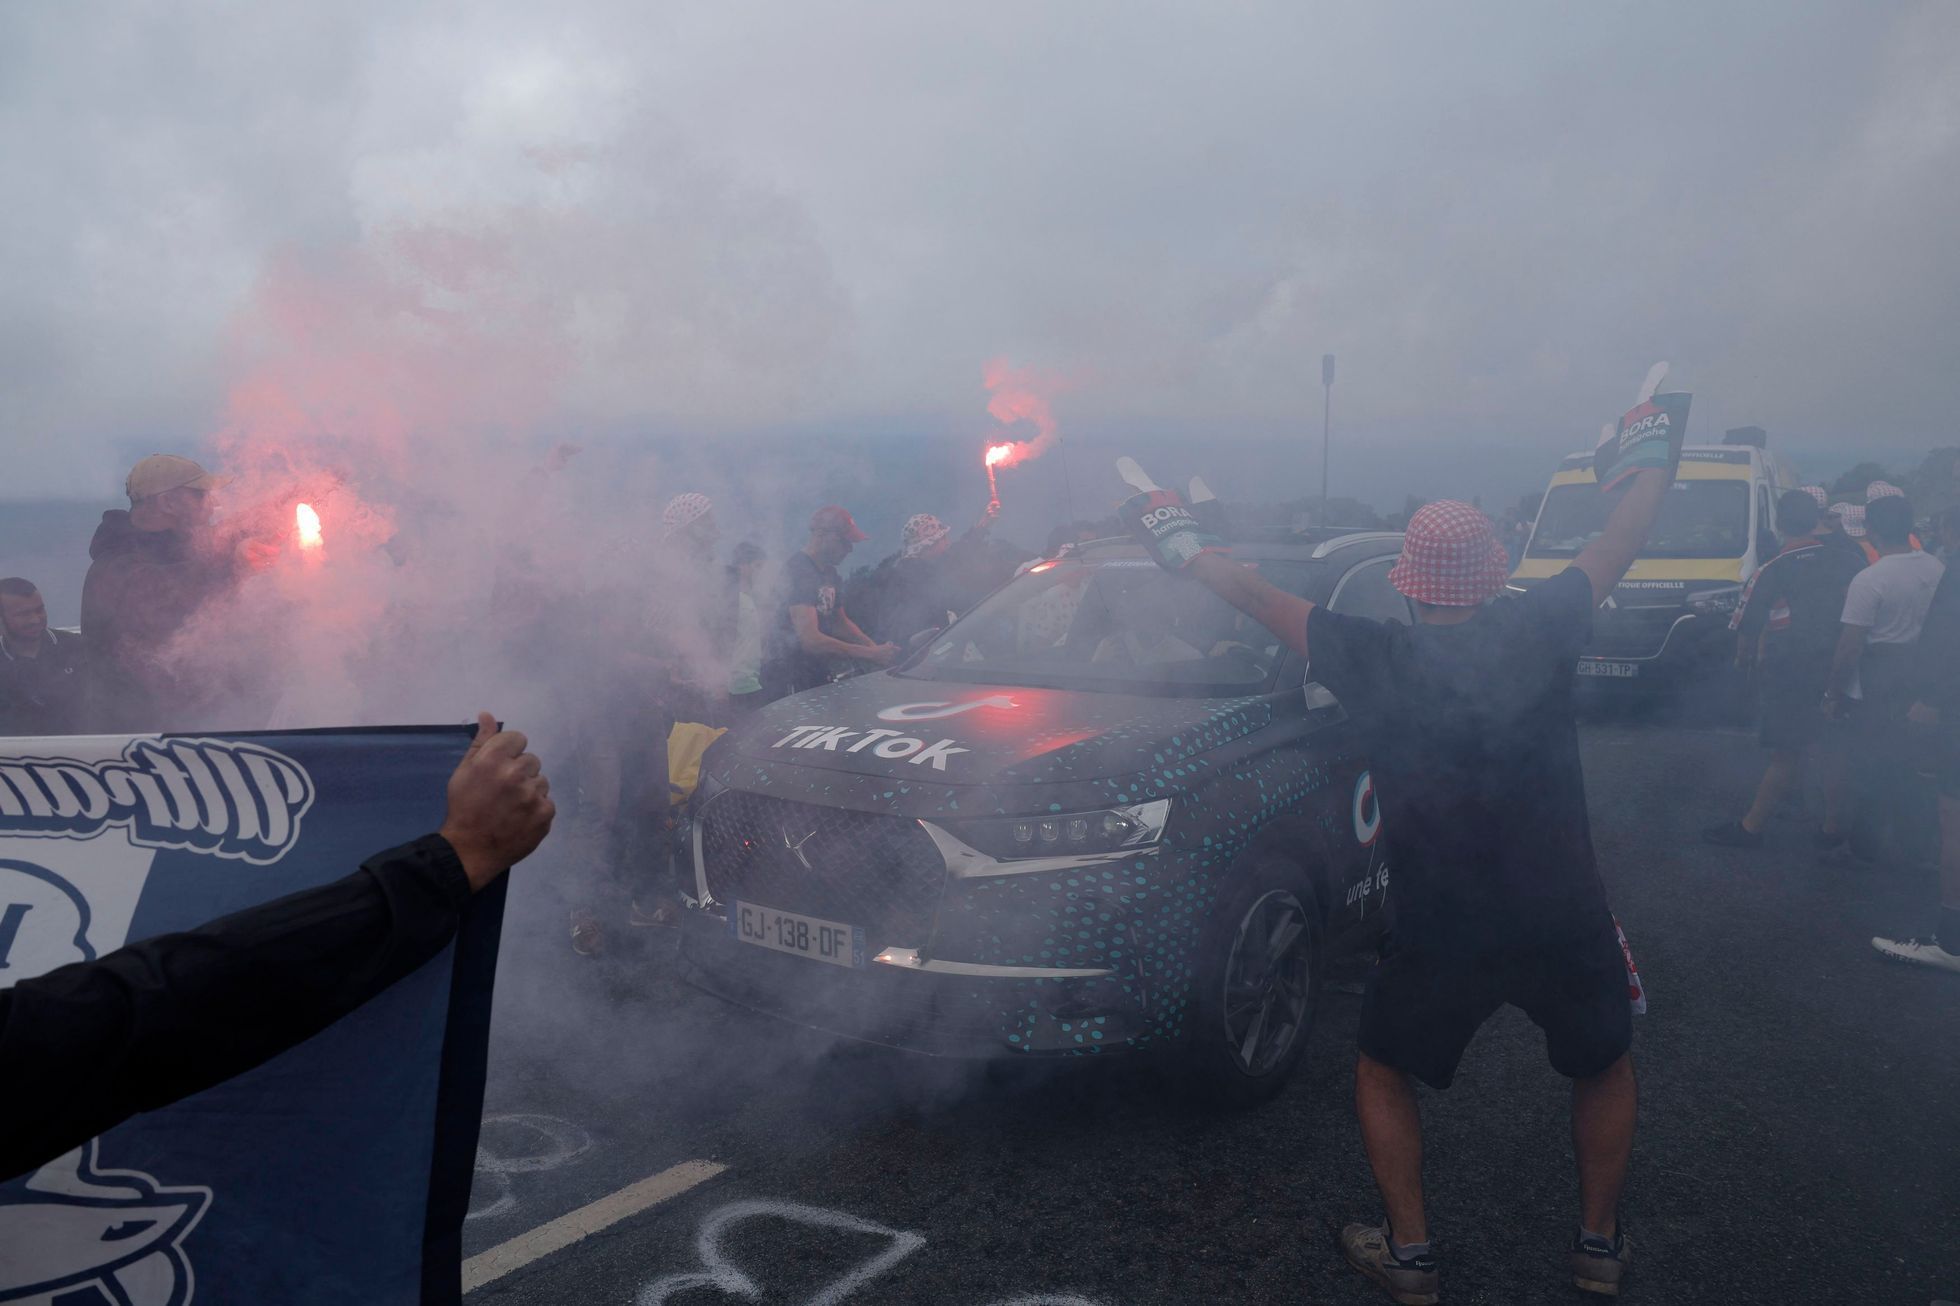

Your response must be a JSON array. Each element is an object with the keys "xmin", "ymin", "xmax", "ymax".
[{"xmin": 1527, "ymin": 479, "xmax": 1750, "ymax": 559}]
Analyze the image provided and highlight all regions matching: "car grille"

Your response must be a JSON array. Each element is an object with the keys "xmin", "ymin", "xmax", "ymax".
[
  {"xmin": 1587, "ymin": 606, "xmax": 1683, "ymax": 659},
  {"xmin": 698, "ymin": 791, "xmax": 947, "ymax": 949}
]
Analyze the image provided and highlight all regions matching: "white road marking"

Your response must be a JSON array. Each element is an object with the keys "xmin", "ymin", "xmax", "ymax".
[
  {"xmin": 462, "ymin": 1159, "xmax": 728, "ymax": 1293},
  {"xmin": 637, "ymin": 1200, "xmax": 925, "ymax": 1305}
]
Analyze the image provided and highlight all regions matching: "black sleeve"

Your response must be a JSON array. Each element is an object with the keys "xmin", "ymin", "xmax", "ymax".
[
  {"xmin": 0, "ymin": 834, "xmax": 471, "ymax": 1181},
  {"xmin": 1735, "ymin": 557, "xmax": 1785, "ymax": 642},
  {"xmin": 1518, "ymin": 566, "xmax": 1597, "ymax": 661},
  {"xmin": 1305, "ymin": 604, "xmax": 1395, "ymax": 709}
]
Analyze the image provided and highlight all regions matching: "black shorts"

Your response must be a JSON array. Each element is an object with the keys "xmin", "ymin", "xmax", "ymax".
[
  {"xmin": 1758, "ymin": 668, "xmax": 1826, "ymax": 752},
  {"xmin": 1358, "ymin": 925, "xmax": 1633, "ymax": 1090}
]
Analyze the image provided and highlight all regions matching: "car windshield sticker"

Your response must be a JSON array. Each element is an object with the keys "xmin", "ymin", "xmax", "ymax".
[{"xmin": 877, "ymin": 697, "xmax": 1017, "ymax": 723}]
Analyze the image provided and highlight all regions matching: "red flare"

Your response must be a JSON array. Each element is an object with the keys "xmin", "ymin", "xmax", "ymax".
[{"xmin": 295, "ymin": 502, "xmax": 323, "ymax": 549}]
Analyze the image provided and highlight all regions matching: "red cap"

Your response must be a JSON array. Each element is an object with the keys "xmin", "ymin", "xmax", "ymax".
[
  {"xmin": 810, "ymin": 505, "xmax": 869, "ymax": 542},
  {"xmin": 1388, "ymin": 501, "xmax": 1512, "ymax": 607}
]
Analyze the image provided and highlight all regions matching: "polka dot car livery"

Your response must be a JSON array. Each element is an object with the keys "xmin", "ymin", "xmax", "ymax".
[{"xmin": 676, "ymin": 533, "xmax": 1406, "ymax": 1101}]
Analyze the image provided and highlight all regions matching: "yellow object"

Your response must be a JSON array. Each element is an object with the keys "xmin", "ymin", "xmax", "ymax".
[
  {"xmin": 667, "ymin": 721, "xmax": 727, "ymax": 807},
  {"xmin": 1514, "ymin": 444, "xmax": 1799, "ymax": 586}
]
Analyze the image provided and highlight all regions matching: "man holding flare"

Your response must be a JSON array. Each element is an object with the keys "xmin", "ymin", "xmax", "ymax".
[{"xmin": 1119, "ymin": 364, "xmax": 1685, "ymax": 1302}]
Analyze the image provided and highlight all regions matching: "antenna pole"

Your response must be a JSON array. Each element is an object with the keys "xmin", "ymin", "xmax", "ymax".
[{"xmin": 1320, "ymin": 353, "xmax": 1336, "ymax": 523}]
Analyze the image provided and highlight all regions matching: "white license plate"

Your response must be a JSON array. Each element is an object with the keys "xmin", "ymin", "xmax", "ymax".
[
  {"xmin": 1576, "ymin": 659, "xmax": 1640, "ymax": 678},
  {"xmin": 729, "ymin": 901, "xmax": 865, "ymax": 969}
]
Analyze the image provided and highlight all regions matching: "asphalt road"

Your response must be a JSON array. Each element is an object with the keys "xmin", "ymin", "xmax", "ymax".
[{"xmin": 462, "ymin": 716, "xmax": 1958, "ymax": 1306}]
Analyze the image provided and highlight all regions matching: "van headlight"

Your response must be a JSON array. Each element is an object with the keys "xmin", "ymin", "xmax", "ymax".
[
  {"xmin": 1688, "ymin": 585, "xmax": 1744, "ymax": 617},
  {"xmin": 946, "ymin": 799, "xmax": 1171, "ymax": 861}
]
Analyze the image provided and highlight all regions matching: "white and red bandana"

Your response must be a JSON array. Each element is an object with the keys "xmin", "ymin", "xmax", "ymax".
[
  {"xmin": 660, "ymin": 492, "xmax": 713, "ymax": 535},
  {"xmin": 1830, "ymin": 501, "xmax": 1867, "ymax": 538},
  {"xmin": 901, "ymin": 513, "xmax": 951, "ymax": 559},
  {"xmin": 1387, "ymin": 500, "xmax": 1512, "ymax": 607},
  {"xmin": 1865, "ymin": 481, "xmax": 1904, "ymax": 502}
]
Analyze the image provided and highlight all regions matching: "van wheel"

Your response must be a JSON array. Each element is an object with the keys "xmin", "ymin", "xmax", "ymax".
[{"xmin": 1180, "ymin": 856, "xmax": 1321, "ymax": 1107}]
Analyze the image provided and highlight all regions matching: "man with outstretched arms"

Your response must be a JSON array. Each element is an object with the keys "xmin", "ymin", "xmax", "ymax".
[{"xmin": 1119, "ymin": 366, "xmax": 1686, "ymax": 1302}]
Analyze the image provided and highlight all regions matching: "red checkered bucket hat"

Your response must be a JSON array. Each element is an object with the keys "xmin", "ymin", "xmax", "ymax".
[{"xmin": 1388, "ymin": 500, "xmax": 1513, "ymax": 606}]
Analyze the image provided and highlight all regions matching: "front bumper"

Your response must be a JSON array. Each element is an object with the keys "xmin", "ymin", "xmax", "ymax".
[
  {"xmin": 675, "ymin": 787, "xmax": 1181, "ymax": 1058},
  {"xmin": 1575, "ymin": 607, "xmax": 1730, "ymax": 687},
  {"xmin": 678, "ymin": 905, "xmax": 1147, "ymax": 1057}
]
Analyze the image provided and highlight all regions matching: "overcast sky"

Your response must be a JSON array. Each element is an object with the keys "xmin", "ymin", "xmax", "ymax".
[{"xmin": 3, "ymin": 1, "xmax": 1957, "ymax": 500}]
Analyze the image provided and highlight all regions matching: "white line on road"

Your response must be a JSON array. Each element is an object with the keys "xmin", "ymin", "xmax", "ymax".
[{"xmin": 462, "ymin": 1158, "xmax": 729, "ymax": 1294}]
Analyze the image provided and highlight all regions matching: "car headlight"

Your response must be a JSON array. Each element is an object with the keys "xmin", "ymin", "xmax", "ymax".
[
  {"xmin": 946, "ymin": 799, "xmax": 1171, "ymax": 861},
  {"xmin": 1688, "ymin": 585, "xmax": 1744, "ymax": 617}
]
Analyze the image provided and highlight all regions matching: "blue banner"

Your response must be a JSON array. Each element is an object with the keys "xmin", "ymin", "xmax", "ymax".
[{"xmin": 0, "ymin": 725, "xmax": 502, "ymax": 1306}]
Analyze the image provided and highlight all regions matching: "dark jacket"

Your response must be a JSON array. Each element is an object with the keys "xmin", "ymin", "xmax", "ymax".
[
  {"xmin": 850, "ymin": 533, "xmax": 1020, "ymax": 647},
  {"xmin": 79, "ymin": 511, "xmax": 238, "ymax": 731},
  {"xmin": 0, "ymin": 835, "xmax": 472, "ymax": 1181},
  {"xmin": 0, "ymin": 630, "xmax": 87, "ymax": 736},
  {"xmin": 1916, "ymin": 566, "xmax": 1959, "ymax": 720}
]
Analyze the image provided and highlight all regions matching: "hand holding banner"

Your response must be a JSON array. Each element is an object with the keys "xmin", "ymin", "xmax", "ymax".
[
  {"xmin": 1115, "ymin": 459, "xmax": 1224, "ymax": 571},
  {"xmin": 1594, "ymin": 362, "xmax": 1692, "ymax": 491}
]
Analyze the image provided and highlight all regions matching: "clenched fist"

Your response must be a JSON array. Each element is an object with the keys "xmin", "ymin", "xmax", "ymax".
[{"xmin": 438, "ymin": 712, "xmax": 556, "ymax": 891}]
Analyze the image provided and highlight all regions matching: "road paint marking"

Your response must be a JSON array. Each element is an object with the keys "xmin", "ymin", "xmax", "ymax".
[
  {"xmin": 635, "ymin": 1198, "xmax": 1114, "ymax": 1305},
  {"xmin": 463, "ymin": 1158, "xmax": 727, "ymax": 1293},
  {"xmin": 468, "ymin": 1113, "xmax": 595, "ymax": 1222},
  {"xmin": 638, "ymin": 1200, "xmax": 925, "ymax": 1305}
]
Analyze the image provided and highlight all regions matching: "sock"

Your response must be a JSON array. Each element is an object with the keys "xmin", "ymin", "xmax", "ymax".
[
  {"xmin": 1580, "ymin": 1225, "xmax": 1618, "ymax": 1249},
  {"xmin": 1388, "ymin": 1231, "xmax": 1432, "ymax": 1262},
  {"xmin": 1939, "ymin": 907, "xmax": 1960, "ymax": 955}
]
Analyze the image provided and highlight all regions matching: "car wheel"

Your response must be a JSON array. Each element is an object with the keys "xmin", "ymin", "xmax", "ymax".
[{"xmin": 1180, "ymin": 855, "xmax": 1322, "ymax": 1107}]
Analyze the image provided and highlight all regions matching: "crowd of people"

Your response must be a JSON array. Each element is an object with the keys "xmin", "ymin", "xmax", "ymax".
[
  {"xmin": 7, "ymin": 422, "xmax": 1960, "ymax": 1301},
  {"xmin": 1703, "ymin": 480, "xmax": 1960, "ymax": 976}
]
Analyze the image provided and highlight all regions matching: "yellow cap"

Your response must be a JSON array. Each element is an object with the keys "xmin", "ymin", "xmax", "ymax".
[{"xmin": 126, "ymin": 454, "xmax": 222, "ymax": 502}]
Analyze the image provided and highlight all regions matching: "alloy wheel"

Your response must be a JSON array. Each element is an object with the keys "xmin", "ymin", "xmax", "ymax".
[{"xmin": 1220, "ymin": 889, "xmax": 1313, "ymax": 1077}]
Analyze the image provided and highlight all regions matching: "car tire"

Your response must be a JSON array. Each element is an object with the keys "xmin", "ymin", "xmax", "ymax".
[{"xmin": 1178, "ymin": 854, "xmax": 1323, "ymax": 1108}]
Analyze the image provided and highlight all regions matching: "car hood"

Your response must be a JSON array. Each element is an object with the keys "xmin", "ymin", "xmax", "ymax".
[{"xmin": 718, "ymin": 672, "xmax": 1277, "ymax": 787}]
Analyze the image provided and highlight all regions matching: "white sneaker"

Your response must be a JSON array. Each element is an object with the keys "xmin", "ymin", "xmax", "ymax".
[{"xmin": 1871, "ymin": 936, "xmax": 1960, "ymax": 974}]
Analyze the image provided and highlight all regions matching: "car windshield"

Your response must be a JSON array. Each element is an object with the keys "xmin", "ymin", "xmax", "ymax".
[
  {"xmin": 900, "ymin": 556, "xmax": 1317, "ymax": 695},
  {"xmin": 1527, "ymin": 479, "xmax": 1751, "ymax": 559}
]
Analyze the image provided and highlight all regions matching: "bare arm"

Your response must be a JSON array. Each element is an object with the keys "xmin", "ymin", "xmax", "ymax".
[
  {"xmin": 1827, "ymin": 622, "xmax": 1867, "ymax": 701},
  {"xmin": 791, "ymin": 606, "xmax": 893, "ymax": 663},
  {"xmin": 834, "ymin": 609, "xmax": 877, "ymax": 648},
  {"xmin": 1187, "ymin": 553, "xmax": 1316, "ymax": 657},
  {"xmin": 1573, "ymin": 467, "xmax": 1674, "ymax": 607}
]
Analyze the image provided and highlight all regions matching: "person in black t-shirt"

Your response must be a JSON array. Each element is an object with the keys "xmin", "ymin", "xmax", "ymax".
[
  {"xmin": 1121, "ymin": 431, "xmax": 1680, "ymax": 1301},
  {"xmin": 1704, "ymin": 492, "xmax": 1867, "ymax": 848},
  {"xmin": 761, "ymin": 505, "xmax": 897, "ymax": 700}
]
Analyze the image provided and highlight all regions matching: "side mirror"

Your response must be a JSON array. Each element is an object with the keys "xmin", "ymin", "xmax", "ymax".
[
  {"xmin": 1304, "ymin": 682, "xmax": 1341, "ymax": 712},
  {"xmin": 906, "ymin": 625, "xmax": 945, "ymax": 651}
]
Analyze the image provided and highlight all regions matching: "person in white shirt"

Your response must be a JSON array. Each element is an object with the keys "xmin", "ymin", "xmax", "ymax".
[{"xmin": 1826, "ymin": 495, "xmax": 1946, "ymax": 867}]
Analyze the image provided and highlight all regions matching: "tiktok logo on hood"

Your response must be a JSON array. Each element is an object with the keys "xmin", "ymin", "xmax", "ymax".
[
  {"xmin": 875, "ymin": 696, "xmax": 1017, "ymax": 722},
  {"xmin": 0, "ymin": 1141, "xmax": 211, "ymax": 1306}
]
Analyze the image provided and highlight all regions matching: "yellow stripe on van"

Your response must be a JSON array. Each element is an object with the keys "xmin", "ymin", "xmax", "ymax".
[
  {"xmin": 1547, "ymin": 460, "xmax": 1754, "ymax": 489},
  {"xmin": 1510, "ymin": 556, "xmax": 1743, "ymax": 582}
]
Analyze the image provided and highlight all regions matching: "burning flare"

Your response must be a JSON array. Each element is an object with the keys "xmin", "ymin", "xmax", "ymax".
[
  {"xmin": 983, "ymin": 442, "xmax": 1018, "ymax": 507},
  {"xmin": 295, "ymin": 502, "xmax": 323, "ymax": 550}
]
